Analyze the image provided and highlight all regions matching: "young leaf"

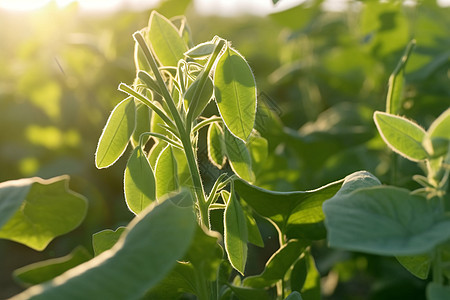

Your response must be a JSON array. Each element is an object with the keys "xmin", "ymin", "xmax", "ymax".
[
  {"xmin": 214, "ymin": 46, "xmax": 257, "ymax": 141},
  {"xmin": 92, "ymin": 227, "xmax": 126, "ymax": 256},
  {"xmin": 131, "ymin": 102, "xmax": 151, "ymax": 148},
  {"xmin": 184, "ymin": 41, "xmax": 215, "ymax": 59},
  {"xmin": 223, "ymin": 128, "xmax": 255, "ymax": 182},
  {"xmin": 184, "ymin": 72, "xmax": 214, "ymax": 120},
  {"xmin": 323, "ymin": 172, "xmax": 450, "ymax": 255},
  {"xmin": 243, "ymin": 240, "xmax": 306, "ymax": 288},
  {"xmin": 13, "ymin": 246, "xmax": 92, "ymax": 286},
  {"xmin": 0, "ymin": 176, "xmax": 87, "ymax": 251},
  {"xmin": 396, "ymin": 254, "xmax": 431, "ymax": 279},
  {"xmin": 224, "ymin": 188, "xmax": 248, "ymax": 275},
  {"xmin": 95, "ymin": 97, "xmax": 136, "ymax": 169},
  {"xmin": 207, "ymin": 122, "xmax": 226, "ymax": 168},
  {"xmin": 424, "ymin": 107, "xmax": 450, "ymax": 157},
  {"xmin": 234, "ymin": 177, "xmax": 343, "ymax": 240},
  {"xmin": 124, "ymin": 145, "xmax": 156, "ymax": 214},
  {"xmin": 147, "ymin": 11, "xmax": 188, "ymax": 67},
  {"xmin": 155, "ymin": 145, "xmax": 179, "ymax": 198},
  {"xmin": 374, "ymin": 111, "xmax": 428, "ymax": 161},
  {"xmin": 13, "ymin": 192, "xmax": 196, "ymax": 300}
]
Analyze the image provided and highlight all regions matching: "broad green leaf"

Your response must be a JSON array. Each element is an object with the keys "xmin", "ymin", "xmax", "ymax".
[
  {"xmin": 427, "ymin": 283, "xmax": 450, "ymax": 300},
  {"xmin": 124, "ymin": 145, "xmax": 156, "ymax": 214},
  {"xmin": 12, "ymin": 192, "xmax": 196, "ymax": 300},
  {"xmin": 185, "ymin": 72, "xmax": 214, "ymax": 120},
  {"xmin": 323, "ymin": 172, "xmax": 450, "ymax": 255},
  {"xmin": 148, "ymin": 11, "xmax": 187, "ymax": 67},
  {"xmin": 155, "ymin": 145, "xmax": 179, "ymax": 198},
  {"xmin": 207, "ymin": 122, "xmax": 226, "ymax": 168},
  {"xmin": 285, "ymin": 291, "xmax": 303, "ymax": 300},
  {"xmin": 244, "ymin": 240, "xmax": 306, "ymax": 288},
  {"xmin": 224, "ymin": 189, "xmax": 248, "ymax": 275},
  {"xmin": 0, "ymin": 176, "xmax": 87, "ymax": 251},
  {"xmin": 184, "ymin": 41, "xmax": 215, "ymax": 59},
  {"xmin": 95, "ymin": 97, "xmax": 136, "ymax": 168},
  {"xmin": 172, "ymin": 147, "xmax": 193, "ymax": 187},
  {"xmin": 92, "ymin": 227, "xmax": 126, "ymax": 256},
  {"xmin": 243, "ymin": 207, "xmax": 264, "ymax": 247},
  {"xmin": 224, "ymin": 128, "xmax": 254, "ymax": 182},
  {"xmin": 148, "ymin": 141, "xmax": 167, "ymax": 168},
  {"xmin": 145, "ymin": 226, "xmax": 222, "ymax": 299},
  {"xmin": 14, "ymin": 246, "xmax": 92, "ymax": 286},
  {"xmin": 374, "ymin": 111, "xmax": 428, "ymax": 161},
  {"xmin": 425, "ymin": 108, "xmax": 450, "ymax": 157},
  {"xmin": 131, "ymin": 102, "xmax": 151, "ymax": 148},
  {"xmin": 214, "ymin": 46, "xmax": 256, "ymax": 141},
  {"xmin": 234, "ymin": 178, "xmax": 343, "ymax": 240},
  {"xmin": 396, "ymin": 254, "xmax": 431, "ymax": 279},
  {"xmin": 228, "ymin": 285, "xmax": 271, "ymax": 300}
]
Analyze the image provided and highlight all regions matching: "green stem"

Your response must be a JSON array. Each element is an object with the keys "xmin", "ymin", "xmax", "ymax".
[
  {"xmin": 433, "ymin": 248, "xmax": 443, "ymax": 285},
  {"xmin": 133, "ymin": 31, "xmax": 209, "ymax": 227},
  {"xmin": 192, "ymin": 116, "xmax": 223, "ymax": 133}
]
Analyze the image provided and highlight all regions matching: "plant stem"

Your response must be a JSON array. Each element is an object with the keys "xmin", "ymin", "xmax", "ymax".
[{"xmin": 133, "ymin": 31, "xmax": 209, "ymax": 227}]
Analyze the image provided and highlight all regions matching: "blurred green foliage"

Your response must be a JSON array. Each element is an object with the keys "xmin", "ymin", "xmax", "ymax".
[{"xmin": 0, "ymin": 0, "xmax": 448, "ymax": 298}]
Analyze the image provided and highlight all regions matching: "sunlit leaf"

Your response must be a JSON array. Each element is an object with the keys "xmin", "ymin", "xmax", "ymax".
[
  {"xmin": 184, "ymin": 72, "xmax": 214, "ymax": 120},
  {"xmin": 95, "ymin": 97, "xmax": 136, "ymax": 169},
  {"xmin": 396, "ymin": 254, "xmax": 431, "ymax": 279},
  {"xmin": 131, "ymin": 102, "xmax": 151, "ymax": 148},
  {"xmin": 214, "ymin": 46, "xmax": 256, "ymax": 141},
  {"xmin": 224, "ymin": 128, "xmax": 254, "ymax": 182},
  {"xmin": 124, "ymin": 145, "xmax": 156, "ymax": 214},
  {"xmin": 92, "ymin": 227, "xmax": 126, "ymax": 256},
  {"xmin": 0, "ymin": 176, "xmax": 87, "ymax": 251},
  {"xmin": 14, "ymin": 247, "xmax": 92, "ymax": 286},
  {"xmin": 424, "ymin": 108, "xmax": 450, "ymax": 157},
  {"xmin": 184, "ymin": 41, "xmax": 215, "ymax": 59},
  {"xmin": 374, "ymin": 111, "xmax": 428, "ymax": 161},
  {"xmin": 12, "ymin": 191, "xmax": 196, "ymax": 300},
  {"xmin": 224, "ymin": 188, "xmax": 248, "ymax": 275},
  {"xmin": 207, "ymin": 122, "xmax": 226, "ymax": 168},
  {"xmin": 148, "ymin": 11, "xmax": 187, "ymax": 67},
  {"xmin": 235, "ymin": 178, "xmax": 343, "ymax": 240},
  {"xmin": 155, "ymin": 145, "xmax": 179, "ymax": 198}
]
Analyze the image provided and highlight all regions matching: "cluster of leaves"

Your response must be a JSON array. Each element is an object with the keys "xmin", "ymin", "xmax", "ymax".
[{"xmin": 0, "ymin": 0, "xmax": 449, "ymax": 299}]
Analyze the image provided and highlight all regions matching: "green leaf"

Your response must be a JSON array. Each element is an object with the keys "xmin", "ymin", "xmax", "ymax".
[
  {"xmin": 147, "ymin": 11, "xmax": 187, "ymax": 67},
  {"xmin": 13, "ymin": 191, "xmax": 197, "ymax": 300},
  {"xmin": 234, "ymin": 178, "xmax": 343, "ymax": 240},
  {"xmin": 124, "ymin": 145, "xmax": 156, "ymax": 214},
  {"xmin": 131, "ymin": 102, "xmax": 151, "ymax": 148},
  {"xmin": 0, "ymin": 176, "xmax": 87, "ymax": 251},
  {"xmin": 134, "ymin": 39, "xmax": 151, "ymax": 73},
  {"xmin": 92, "ymin": 227, "xmax": 126, "ymax": 256},
  {"xmin": 224, "ymin": 128, "xmax": 254, "ymax": 182},
  {"xmin": 244, "ymin": 240, "xmax": 306, "ymax": 288},
  {"xmin": 172, "ymin": 147, "xmax": 193, "ymax": 187},
  {"xmin": 14, "ymin": 246, "xmax": 92, "ymax": 286},
  {"xmin": 247, "ymin": 135, "xmax": 268, "ymax": 177},
  {"xmin": 396, "ymin": 254, "xmax": 431, "ymax": 279},
  {"xmin": 214, "ymin": 46, "xmax": 257, "ymax": 141},
  {"xmin": 224, "ymin": 188, "xmax": 248, "ymax": 275},
  {"xmin": 298, "ymin": 252, "xmax": 320, "ymax": 300},
  {"xmin": 424, "ymin": 107, "xmax": 450, "ymax": 157},
  {"xmin": 323, "ymin": 171, "xmax": 450, "ymax": 255},
  {"xmin": 243, "ymin": 207, "xmax": 264, "ymax": 247},
  {"xmin": 148, "ymin": 141, "xmax": 167, "ymax": 168},
  {"xmin": 285, "ymin": 291, "xmax": 303, "ymax": 300},
  {"xmin": 374, "ymin": 111, "xmax": 428, "ymax": 161},
  {"xmin": 95, "ymin": 97, "xmax": 136, "ymax": 168},
  {"xmin": 155, "ymin": 145, "xmax": 179, "ymax": 198},
  {"xmin": 207, "ymin": 122, "xmax": 226, "ymax": 168},
  {"xmin": 184, "ymin": 72, "xmax": 214, "ymax": 120},
  {"xmin": 228, "ymin": 285, "xmax": 271, "ymax": 300},
  {"xmin": 184, "ymin": 41, "xmax": 215, "ymax": 59},
  {"xmin": 427, "ymin": 283, "xmax": 450, "ymax": 300}
]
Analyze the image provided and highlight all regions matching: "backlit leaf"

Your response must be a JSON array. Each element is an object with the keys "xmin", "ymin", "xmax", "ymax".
[
  {"xmin": 124, "ymin": 145, "xmax": 156, "ymax": 214},
  {"xmin": 12, "ymin": 192, "xmax": 196, "ymax": 300},
  {"xmin": 396, "ymin": 254, "xmax": 431, "ymax": 279},
  {"xmin": 92, "ymin": 227, "xmax": 126, "ymax": 256},
  {"xmin": 224, "ymin": 128, "xmax": 254, "ymax": 182},
  {"xmin": 374, "ymin": 111, "xmax": 427, "ymax": 161},
  {"xmin": 184, "ymin": 72, "xmax": 214, "ymax": 120},
  {"xmin": 184, "ymin": 41, "xmax": 215, "ymax": 59},
  {"xmin": 214, "ymin": 46, "xmax": 256, "ymax": 141},
  {"xmin": 0, "ymin": 176, "xmax": 87, "ymax": 251},
  {"xmin": 95, "ymin": 97, "xmax": 136, "ymax": 168},
  {"xmin": 207, "ymin": 122, "xmax": 226, "ymax": 168},
  {"xmin": 131, "ymin": 102, "xmax": 151, "ymax": 148},
  {"xmin": 155, "ymin": 145, "xmax": 179, "ymax": 198},
  {"xmin": 224, "ymin": 189, "xmax": 248, "ymax": 275},
  {"xmin": 148, "ymin": 11, "xmax": 187, "ymax": 67}
]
